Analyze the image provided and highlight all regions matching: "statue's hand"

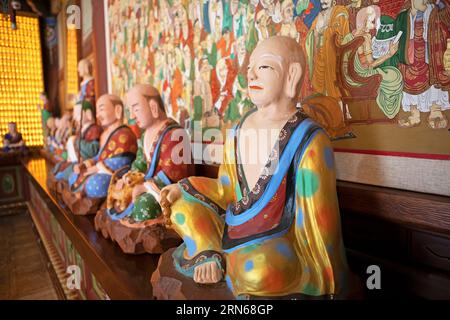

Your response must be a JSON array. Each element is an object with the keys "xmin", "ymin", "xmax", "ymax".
[
  {"xmin": 84, "ymin": 160, "xmax": 93, "ymax": 168},
  {"xmin": 131, "ymin": 183, "xmax": 147, "ymax": 202},
  {"xmin": 160, "ymin": 184, "xmax": 182, "ymax": 228},
  {"xmin": 115, "ymin": 178, "xmax": 124, "ymax": 191},
  {"xmin": 84, "ymin": 165, "xmax": 98, "ymax": 176}
]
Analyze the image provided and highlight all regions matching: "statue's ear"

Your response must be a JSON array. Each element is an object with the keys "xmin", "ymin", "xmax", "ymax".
[
  {"xmin": 285, "ymin": 62, "xmax": 302, "ymax": 99},
  {"xmin": 114, "ymin": 104, "xmax": 123, "ymax": 120},
  {"xmin": 149, "ymin": 99, "xmax": 159, "ymax": 118}
]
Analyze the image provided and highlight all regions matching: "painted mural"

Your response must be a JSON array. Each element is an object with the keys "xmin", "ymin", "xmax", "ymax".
[{"xmin": 106, "ymin": 0, "xmax": 450, "ymax": 158}]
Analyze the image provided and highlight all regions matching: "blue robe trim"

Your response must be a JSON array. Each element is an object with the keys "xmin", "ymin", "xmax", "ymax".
[
  {"xmin": 156, "ymin": 170, "xmax": 172, "ymax": 186},
  {"xmin": 222, "ymin": 120, "xmax": 322, "ymax": 252},
  {"xmin": 107, "ymin": 124, "xmax": 178, "ymax": 220},
  {"xmin": 225, "ymin": 118, "xmax": 318, "ymax": 226},
  {"xmin": 144, "ymin": 124, "xmax": 180, "ymax": 180}
]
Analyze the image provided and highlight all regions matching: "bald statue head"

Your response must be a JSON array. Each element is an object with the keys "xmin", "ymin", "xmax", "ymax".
[
  {"xmin": 126, "ymin": 84, "xmax": 167, "ymax": 130},
  {"xmin": 247, "ymin": 36, "xmax": 305, "ymax": 108},
  {"xmin": 78, "ymin": 58, "xmax": 93, "ymax": 79},
  {"xmin": 96, "ymin": 94, "xmax": 124, "ymax": 128}
]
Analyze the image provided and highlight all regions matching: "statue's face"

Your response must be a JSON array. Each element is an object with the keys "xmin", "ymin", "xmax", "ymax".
[
  {"xmin": 412, "ymin": 0, "xmax": 427, "ymax": 12},
  {"xmin": 320, "ymin": 0, "xmax": 334, "ymax": 11},
  {"xmin": 247, "ymin": 41, "xmax": 286, "ymax": 107},
  {"xmin": 127, "ymin": 90, "xmax": 155, "ymax": 129},
  {"xmin": 78, "ymin": 63, "xmax": 85, "ymax": 77},
  {"xmin": 8, "ymin": 123, "xmax": 16, "ymax": 134},
  {"xmin": 77, "ymin": 61, "xmax": 89, "ymax": 78},
  {"xmin": 96, "ymin": 96, "xmax": 119, "ymax": 127}
]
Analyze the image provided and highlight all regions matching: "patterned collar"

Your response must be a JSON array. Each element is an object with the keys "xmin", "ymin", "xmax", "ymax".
[
  {"xmin": 232, "ymin": 108, "xmax": 308, "ymax": 215},
  {"xmin": 143, "ymin": 118, "xmax": 178, "ymax": 163}
]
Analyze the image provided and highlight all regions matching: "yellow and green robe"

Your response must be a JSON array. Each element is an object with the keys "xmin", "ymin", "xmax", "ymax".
[{"xmin": 169, "ymin": 109, "xmax": 349, "ymax": 299}]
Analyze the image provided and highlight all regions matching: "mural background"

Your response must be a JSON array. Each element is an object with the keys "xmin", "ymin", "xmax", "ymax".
[{"xmin": 105, "ymin": 0, "xmax": 450, "ymax": 195}]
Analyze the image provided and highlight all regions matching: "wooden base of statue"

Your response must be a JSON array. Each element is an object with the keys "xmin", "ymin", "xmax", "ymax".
[
  {"xmin": 151, "ymin": 248, "xmax": 235, "ymax": 300},
  {"xmin": 55, "ymin": 180, "xmax": 68, "ymax": 197},
  {"xmin": 46, "ymin": 173, "xmax": 58, "ymax": 194},
  {"xmin": 94, "ymin": 208, "xmax": 114, "ymax": 239},
  {"xmin": 40, "ymin": 148, "xmax": 58, "ymax": 165},
  {"xmin": 61, "ymin": 186, "xmax": 104, "ymax": 215},
  {"xmin": 46, "ymin": 174, "xmax": 68, "ymax": 203},
  {"xmin": 95, "ymin": 209, "xmax": 182, "ymax": 254}
]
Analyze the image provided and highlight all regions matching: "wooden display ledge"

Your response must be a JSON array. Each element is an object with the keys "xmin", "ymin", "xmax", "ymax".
[
  {"xmin": 23, "ymin": 157, "xmax": 157, "ymax": 300},
  {"xmin": 20, "ymin": 156, "xmax": 450, "ymax": 299},
  {"xmin": 39, "ymin": 148, "xmax": 59, "ymax": 165}
]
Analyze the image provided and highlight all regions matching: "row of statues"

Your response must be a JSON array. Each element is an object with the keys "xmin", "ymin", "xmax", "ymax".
[
  {"xmin": 47, "ymin": 37, "xmax": 350, "ymax": 300},
  {"xmin": 40, "ymin": 59, "xmax": 97, "ymax": 162}
]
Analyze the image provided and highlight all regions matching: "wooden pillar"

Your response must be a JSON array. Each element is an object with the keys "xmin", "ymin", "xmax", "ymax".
[{"xmin": 92, "ymin": 0, "xmax": 108, "ymax": 96}]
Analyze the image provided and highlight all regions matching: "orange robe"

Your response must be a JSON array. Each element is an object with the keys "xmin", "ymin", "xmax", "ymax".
[{"xmin": 306, "ymin": 6, "xmax": 350, "ymax": 99}]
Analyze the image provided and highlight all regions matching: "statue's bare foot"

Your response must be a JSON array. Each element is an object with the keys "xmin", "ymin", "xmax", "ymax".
[
  {"xmin": 428, "ymin": 111, "xmax": 448, "ymax": 129},
  {"xmin": 193, "ymin": 261, "xmax": 223, "ymax": 284}
]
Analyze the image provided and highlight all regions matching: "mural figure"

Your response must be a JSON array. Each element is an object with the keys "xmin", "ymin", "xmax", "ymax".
[
  {"xmin": 396, "ymin": 0, "xmax": 450, "ymax": 129},
  {"xmin": 105, "ymin": 0, "xmax": 450, "ymax": 165},
  {"xmin": 280, "ymin": 0, "xmax": 300, "ymax": 41},
  {"xmin": 345, "ymin": 5, "xmax": 404, "ymax": 119},
  {"xmin": 306, "ymin": 0, "xmax": 350, "ymax": 105}
]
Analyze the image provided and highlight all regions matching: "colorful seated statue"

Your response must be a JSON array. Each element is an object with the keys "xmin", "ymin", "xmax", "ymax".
[
  {"xmin": 47, "ymin": 112, "xmax": 72, "ymax": 161},
  {"xmin": 76, "ymin": 59, "xmax": 96, "ymax": 109},
  {"xmin": 51, "ymin": 58, "xmax": 97, "ymax": 175},
  {"xmin": 63, "ymin": 94, "xmax": 137, "ymax": 215},
  {"xmin": 43, "ymin": 116, "xmax": 57, "ymax": 150},
  {"xmin": 50, "ymin": 102, "xmax": 102, "ymax": 191},
  {"xmin": 95, "ymin": 84, "xmax": 194, "ymax": 254},
  {"xmin": 153, "ymin": 36, "xmax": 349, "ymax": 300},
  {"xmin": 2, "ymin": 122, "xmax": 26, "ymax": 153}
]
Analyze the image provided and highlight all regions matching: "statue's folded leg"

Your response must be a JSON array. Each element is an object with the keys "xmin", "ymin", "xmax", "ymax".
[
  {"xmin": 170, "ymin": 197, "xmax": 225, "ymax": 279},
  {"xmin": 224, "ymin": 234, "xmax": 304, "ymax": 298},
  {"xmin": 55, "ymin": 163, "xmax": 75, "ymax": 181},
  {"xmin": 84, "ymin": 173, "xmax": 112, "ymax": 198}
]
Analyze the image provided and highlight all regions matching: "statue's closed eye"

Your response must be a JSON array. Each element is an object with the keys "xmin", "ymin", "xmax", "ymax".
[{"xmin": 259, "ymin": 65, "xmax": 273, "ymax": 70}]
